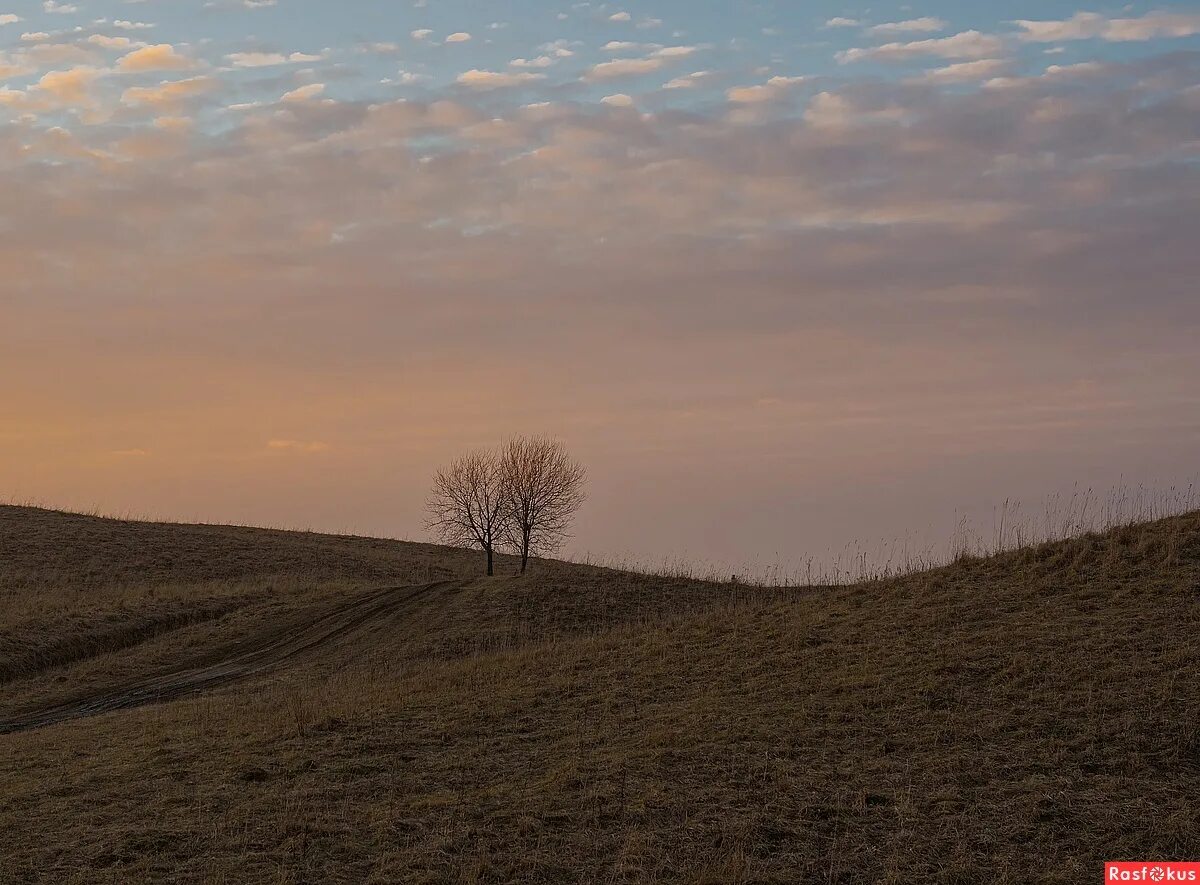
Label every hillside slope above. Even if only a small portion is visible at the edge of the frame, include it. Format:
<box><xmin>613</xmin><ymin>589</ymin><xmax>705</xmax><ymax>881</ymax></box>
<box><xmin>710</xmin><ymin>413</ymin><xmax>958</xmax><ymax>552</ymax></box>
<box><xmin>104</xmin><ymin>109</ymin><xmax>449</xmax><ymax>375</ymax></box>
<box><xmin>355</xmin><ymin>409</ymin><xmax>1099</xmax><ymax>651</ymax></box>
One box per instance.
<box><xmin>1</xmin><ymin>505</ymin><xmax>1198</xmax><ymax>883</ymax></box>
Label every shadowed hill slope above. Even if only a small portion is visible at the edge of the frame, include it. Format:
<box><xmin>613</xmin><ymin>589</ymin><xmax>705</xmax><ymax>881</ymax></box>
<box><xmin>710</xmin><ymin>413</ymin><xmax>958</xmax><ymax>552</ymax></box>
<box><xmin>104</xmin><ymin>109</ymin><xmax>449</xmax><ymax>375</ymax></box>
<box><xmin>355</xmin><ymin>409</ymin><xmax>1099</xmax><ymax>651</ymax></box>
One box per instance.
<box><xmin>0</xmin><ymin>505</ymin><xmax>773</xmax><ymax>715</ymax></box>
<box><xmin>0</xmin><ymin>505</ymin><xmax>1198</xmax><ymax>883</ymax></box>
<box><xmin>0</xmin><ymin>503</ymin><xmax>488</xmax><ymax>591</ymax></box>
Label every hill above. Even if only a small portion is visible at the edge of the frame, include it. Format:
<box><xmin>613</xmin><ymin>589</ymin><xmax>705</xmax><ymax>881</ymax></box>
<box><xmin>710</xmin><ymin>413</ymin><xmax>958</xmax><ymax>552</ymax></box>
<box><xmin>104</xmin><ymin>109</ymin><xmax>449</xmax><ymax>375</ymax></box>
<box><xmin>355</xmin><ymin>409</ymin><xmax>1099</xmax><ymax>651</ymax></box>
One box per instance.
<box><xmin>0</xmin><ymin>504</ymin><xmax>1198</xmax><ymax>882</ymax></box>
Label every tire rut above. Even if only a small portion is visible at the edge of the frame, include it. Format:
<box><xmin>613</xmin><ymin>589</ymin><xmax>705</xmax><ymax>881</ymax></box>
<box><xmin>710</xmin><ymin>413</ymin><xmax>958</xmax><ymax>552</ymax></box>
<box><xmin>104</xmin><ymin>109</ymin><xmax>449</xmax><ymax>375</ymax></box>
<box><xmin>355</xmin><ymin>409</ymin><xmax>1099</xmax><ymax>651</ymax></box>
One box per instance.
<box><xmin>0</xmin><ymin>580</ymin><xmax>462</xmax><ymax>736</ymax></box>
<box><xmin>0</xmin><ymin>598</ymin><xmax>254</xmax><ymax>686</ymax></box>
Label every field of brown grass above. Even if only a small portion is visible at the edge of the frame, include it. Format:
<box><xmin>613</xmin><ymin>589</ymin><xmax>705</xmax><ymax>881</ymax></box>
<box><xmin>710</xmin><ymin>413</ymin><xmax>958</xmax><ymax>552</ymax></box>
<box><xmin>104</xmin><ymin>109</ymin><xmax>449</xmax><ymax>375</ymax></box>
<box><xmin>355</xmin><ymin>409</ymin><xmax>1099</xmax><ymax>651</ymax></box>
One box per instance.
<box><xmin>1</xmin><ymin>503</ymin><xmax>1198</xmax><ymax>882</ymax></box>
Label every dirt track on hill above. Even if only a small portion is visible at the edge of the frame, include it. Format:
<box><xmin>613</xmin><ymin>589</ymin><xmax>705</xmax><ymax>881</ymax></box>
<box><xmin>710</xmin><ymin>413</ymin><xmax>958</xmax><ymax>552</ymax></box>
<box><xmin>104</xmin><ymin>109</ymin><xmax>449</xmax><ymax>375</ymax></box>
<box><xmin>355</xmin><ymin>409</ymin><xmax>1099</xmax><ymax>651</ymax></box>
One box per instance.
<box><xmin>0</xmin><ymin>580</ymin><xmax>463</xmax><ymax>736</ymax></box>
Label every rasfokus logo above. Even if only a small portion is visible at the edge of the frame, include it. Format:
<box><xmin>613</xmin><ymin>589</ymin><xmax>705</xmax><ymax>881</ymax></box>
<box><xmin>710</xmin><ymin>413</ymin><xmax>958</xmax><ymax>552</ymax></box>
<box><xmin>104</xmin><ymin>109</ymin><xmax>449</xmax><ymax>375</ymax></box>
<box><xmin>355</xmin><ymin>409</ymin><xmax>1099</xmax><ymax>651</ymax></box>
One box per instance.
<box><xmin>1106</xmin><ymin>862</ymin><xmax>1200</xmax><ymax>882</ymax></box>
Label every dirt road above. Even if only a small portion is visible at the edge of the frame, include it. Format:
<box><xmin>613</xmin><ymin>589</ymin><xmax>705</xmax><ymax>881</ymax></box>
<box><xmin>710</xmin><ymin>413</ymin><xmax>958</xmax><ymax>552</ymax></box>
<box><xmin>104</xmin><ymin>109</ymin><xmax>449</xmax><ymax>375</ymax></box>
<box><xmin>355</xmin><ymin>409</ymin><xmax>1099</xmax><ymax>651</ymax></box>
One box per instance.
<box><xmin>0</xmin><ymin>580</ymin><xmax>463</xmax><ymax>735</ymax></box>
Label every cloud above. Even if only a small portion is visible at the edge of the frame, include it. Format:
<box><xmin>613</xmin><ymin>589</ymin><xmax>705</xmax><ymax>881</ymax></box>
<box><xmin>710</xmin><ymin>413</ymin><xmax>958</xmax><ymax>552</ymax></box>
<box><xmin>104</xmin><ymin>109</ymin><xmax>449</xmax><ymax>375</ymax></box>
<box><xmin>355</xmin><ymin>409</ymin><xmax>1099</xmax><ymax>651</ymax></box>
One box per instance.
<box><xmin>411</xmin><ymin>29</ymin><xmax>432</xmax><ymax>41</ymax></box>
<box><xmin>585</xmin><ymin>56</ymin><xmax>666</xmax><ymax>80</ymax></box>
<box><xmin>0</xmin><ymin>13</ymin><xmax>22</xmax><ymax>26</ymax></box>
<box><xmin>868</xmin><ymin>17</ymin><xmax>947</xmax><ymax>35</ymax></box>
<box><xmin>117</xmin><ymin>44</ymin><xmax>197</xmax><ymax>72</ymax></box>
<box><xmin>824</xmin><ymin>17</ymin><xmax>859</xmax><ymax>28</ymax></box>
<box><xmin>654</xmin><ymin>45</ymin><xmax>699</xmax><ymax>58</ymax></box>
<box><xmin>456</xmin><ymin>69</ymin><xmax>545</xmax><ymax>89</ymax></box>
<box><xmin>121</xmin><ymin>75</ymin><xmax>217</xmax><ymax>111</ymax></box>
<box><xmin>267</xmin><ymin>440</ymin><xmax>330</xmax><ymax>453</ymax></box>
<box><xmin>509</xmin><ymin>56</ymin><xmax>556</xmax><ymax>69</ymax></box>
<box><xmin>1013</xmin><ymin>11</ymin><xmax>1200</xmax><ymax>42</ymax></box>
<box><xmin>726</xmin><ymin>75</ymin><xmax>806</xmax><ymax>103</ymax></box>
<box><xmin>838</xmin><ymin>30</ymin><xmax>1005</xmax><ymax>63</ymax></box>
<box><xmin>609</xmin><ymin>12</ymin><xmax>631</xmax><ymax>22</ymax></box>
<box><xmin>445</xmin><ymin>32</ymin><xmax>471</xmax><ymax>43</ymax></box>
<box><xmin>87</xmin><ymin>34</ymin><xmax>137</xmax><ymax>50</ymax></box>
<box><xmin>280</xmin><ymin>83</ymin><xmax>325</xmax><ymax>102</ymax></box>
<box><xmin>600</xmin><ymin>93</ymin><xmax>634</xmax><ymax>107</ymax></box>
<box><xmin>35</xmin><ymin>65</ymin><xmax>99</xmax><ymax>105</ymax></box>
<box><xmin>912</xmin><ymin>58</ymin><xmax>1011</xmax><ymax>84</ymax></box>
<box><xmin>226</xmin><ymin>51</ymin><xmax>324</xmax><ymax>68</ymax></box>
<box><xmin>801</xmin><ymin>90</ymin><xmax>907</xmax><ymax>131</ymax></box>
<box><xmin>540</xmin><ymin>39</ymin><xmax>576</xmax><ymax>58</ymax></box>
<box><xmin>154</xmin><ymin>116</ymin><xmax>192</xmax><ymax>131</ymax></box>
<box><xmin>663</xmin><ymin>70</ymin><xmax>712</xmax><ymax>89</ymax></box>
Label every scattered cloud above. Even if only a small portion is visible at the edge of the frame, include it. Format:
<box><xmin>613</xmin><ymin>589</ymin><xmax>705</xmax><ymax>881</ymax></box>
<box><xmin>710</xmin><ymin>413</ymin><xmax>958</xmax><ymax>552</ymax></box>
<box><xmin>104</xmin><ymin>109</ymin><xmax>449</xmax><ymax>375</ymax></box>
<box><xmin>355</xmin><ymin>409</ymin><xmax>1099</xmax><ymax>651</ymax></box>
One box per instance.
<box><xmin>121</xmin><ymin>75</ymin><xmax>217</xmax><ymax>110</ymax></box>
<box><xmin>117</xmin><ymin>43</ymin><xmax>198</xmax><ymax>72</ymax></box>
<box><xmin>35</xmin><ymin>65</ymin><xmax>99</xmax><ymax>104</ymax></box>
<box><xmin>456</xmin><ymin>69</ymin><xmax>545</xmax><ymax>88</ymax></box>
<box><xmin>267</xmin><ymin>440</ymin><xmax>330</xmax><ymax>454</ymax></box>
<box><xmin>280</xmin><ymin>82</ymin><xmax>325</xmax><ymax>102</ymax></box>
<box><xmin>509</xmin><ymin>56</ymin><xmax>556</xmax><ymax>69</ymax></box>
<box><xmin>838</xmin><ymin>30</ymin><xmax>1005</xmax><ymax>63</ymax></box>
<box><xmin>87</xmin><ymin>34</ymin><xmax>137</xmax><ymax>50</ymax></box>
<box><xmin>727</xmin><ymin>75</ymin><xmax>806</xmax><ymax>103</ymax></box>
<box><xmin>911</xmin><ymin>58</ymin><xmax>1011</xmax><ymax>84</ymax></box>
<box><xmin>868</xmin><ymin>17</ymin><xmax>947</xmax><ymax>35</ymax></box>
<box><xmin>654</xmin><ymin>45</ymin><xmax>699</xmax><ymax>58</ymax></box>
<box><xmin>585</xmin><ymin>56</ymin><xmax>666</xmax><ymax>80</ymax></box>
<box><xmin>663</xmin><ymin>70</ymin><xmax>712</xmax><ymax>89</ymax></box>
<box><xmin>1013</xmin><ymin>11</ymin><xmax>1200</xmax><ymax>42</ymax></box>
<box><xmin>226</xmin><ymin>51</ymin><xmax>324</xmax><ymax>68</ymax></box>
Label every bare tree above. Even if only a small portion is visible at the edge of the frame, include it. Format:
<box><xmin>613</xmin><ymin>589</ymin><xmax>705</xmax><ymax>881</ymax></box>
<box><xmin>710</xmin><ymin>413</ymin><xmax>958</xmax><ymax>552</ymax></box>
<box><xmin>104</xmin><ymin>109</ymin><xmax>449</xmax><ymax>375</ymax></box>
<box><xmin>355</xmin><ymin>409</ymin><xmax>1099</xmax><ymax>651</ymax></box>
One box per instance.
<box><xmin>426</xmin><ymin>449</ymin><xmax>509</xmax><ymax>576</ymax></box>
<box><xmin>499</xmin><ymin>436</ymin><xmax>587</xmax><ymax>574</ymax></box>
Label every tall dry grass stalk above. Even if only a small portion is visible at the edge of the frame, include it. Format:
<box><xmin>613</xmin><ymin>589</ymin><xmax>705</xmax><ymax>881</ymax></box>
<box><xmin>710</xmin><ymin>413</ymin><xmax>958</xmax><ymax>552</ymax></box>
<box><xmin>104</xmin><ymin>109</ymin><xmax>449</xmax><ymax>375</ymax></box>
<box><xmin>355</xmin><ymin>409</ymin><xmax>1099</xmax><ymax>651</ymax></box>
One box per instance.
<box><xmin>575</xmin><ymin>480</ymin><xmax>1199</xmax><ymax>588</ymax></box>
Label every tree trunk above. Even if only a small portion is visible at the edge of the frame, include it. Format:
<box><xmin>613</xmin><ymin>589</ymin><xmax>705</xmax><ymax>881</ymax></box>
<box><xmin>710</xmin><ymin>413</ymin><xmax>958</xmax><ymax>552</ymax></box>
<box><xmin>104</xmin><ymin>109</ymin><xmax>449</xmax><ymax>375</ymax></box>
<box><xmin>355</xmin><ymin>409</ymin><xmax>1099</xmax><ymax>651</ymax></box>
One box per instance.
<box><xmin>520</xmin><ymin>532</ymin><xmax>531</xmax><ymax>574</ymax></box>
<box><xmin>486</xmin><ymin>544</ymin><xmax>494</xmax><ymax>576</ymax></box>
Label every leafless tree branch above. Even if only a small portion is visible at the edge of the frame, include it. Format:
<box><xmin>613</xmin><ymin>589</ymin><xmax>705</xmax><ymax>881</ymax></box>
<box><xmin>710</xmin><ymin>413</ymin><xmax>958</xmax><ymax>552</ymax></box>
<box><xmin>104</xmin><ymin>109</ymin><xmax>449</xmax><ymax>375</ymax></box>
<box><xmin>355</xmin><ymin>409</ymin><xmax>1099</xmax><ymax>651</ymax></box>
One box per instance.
<box><xmin>425</xmin><ymin>449</ymin><xmax>509</xmax><ymax>576</ymax></box>
<box><xmin>498</xmin><ymin>436</ymin><xmax>587</xmax><ymax>574</ymax></box>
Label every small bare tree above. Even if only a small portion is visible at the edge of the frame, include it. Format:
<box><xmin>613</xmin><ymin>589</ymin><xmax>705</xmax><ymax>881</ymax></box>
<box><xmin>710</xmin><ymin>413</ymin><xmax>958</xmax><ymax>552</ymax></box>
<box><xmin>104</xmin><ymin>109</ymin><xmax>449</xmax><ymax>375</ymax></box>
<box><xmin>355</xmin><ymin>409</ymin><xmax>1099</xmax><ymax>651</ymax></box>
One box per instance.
<box><xmin>499</xmin><ymin>436</ymin><xmax>587</xmax><ymax>574</ymax></box>
<box><xmin>426</xmin><ymin>449</ymin><xmax>509</xmax><ymax>576</ymax></box>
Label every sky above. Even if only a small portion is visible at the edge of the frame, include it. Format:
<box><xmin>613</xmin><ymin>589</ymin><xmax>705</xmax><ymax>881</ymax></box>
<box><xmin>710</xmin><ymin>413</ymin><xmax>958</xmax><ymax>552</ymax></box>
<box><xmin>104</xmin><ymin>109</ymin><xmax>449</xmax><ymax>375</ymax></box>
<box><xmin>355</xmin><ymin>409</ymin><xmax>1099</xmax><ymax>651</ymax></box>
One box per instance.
<box><xmin>2</xmin><ymin>0</ymin><xmax>1199</xmax><ymax>573</ymax></box>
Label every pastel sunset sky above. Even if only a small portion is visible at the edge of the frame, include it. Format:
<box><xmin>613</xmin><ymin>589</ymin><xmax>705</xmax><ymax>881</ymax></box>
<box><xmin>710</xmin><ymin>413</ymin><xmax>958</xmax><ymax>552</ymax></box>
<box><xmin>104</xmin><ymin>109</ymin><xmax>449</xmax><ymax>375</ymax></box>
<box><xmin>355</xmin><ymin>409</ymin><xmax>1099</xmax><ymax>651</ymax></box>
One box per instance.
<box><xmin>3</xmin><ymin>0</ymin><xmax>1199</xmax><ymax>570</ymax></box>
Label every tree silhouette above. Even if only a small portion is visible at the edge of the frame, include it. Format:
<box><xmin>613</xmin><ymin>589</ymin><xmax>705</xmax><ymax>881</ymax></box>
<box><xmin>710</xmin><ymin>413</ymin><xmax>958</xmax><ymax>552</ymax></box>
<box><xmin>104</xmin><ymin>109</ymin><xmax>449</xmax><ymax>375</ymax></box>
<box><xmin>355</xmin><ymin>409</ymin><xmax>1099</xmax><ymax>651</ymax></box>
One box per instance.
<box><xmin>426</xmin><ymin>449</ymin><xmax>508</xmax><ymax>576</ymax></box>
<box><xmin>499</xmin><ymin>436</ymin><xmax>587</xmax><ymax>574</ymax></box>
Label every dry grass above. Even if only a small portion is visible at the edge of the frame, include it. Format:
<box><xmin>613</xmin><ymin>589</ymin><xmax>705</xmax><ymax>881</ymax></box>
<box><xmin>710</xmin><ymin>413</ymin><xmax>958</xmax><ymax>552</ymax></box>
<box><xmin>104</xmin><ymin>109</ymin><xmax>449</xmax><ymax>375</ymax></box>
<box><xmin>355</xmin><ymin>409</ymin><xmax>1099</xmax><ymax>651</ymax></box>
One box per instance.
<box><xmin>582</xmin><ymin>481</ymin><xmax>1199</xmax><ymax>586</ymax></box>
<box><xmin>0</xmin><ymin>504</ymin><xmax>1198</xmax><ymax>882</ymax></box>
<box><xmin>0</xmin><ymin>506</ymin><xmax>766</xmax><ymax>718</ymax></box>
<box><xmin>0</xmin><ymin>505</ymin><xmax>477</xmax><ymax>705</ymax></box>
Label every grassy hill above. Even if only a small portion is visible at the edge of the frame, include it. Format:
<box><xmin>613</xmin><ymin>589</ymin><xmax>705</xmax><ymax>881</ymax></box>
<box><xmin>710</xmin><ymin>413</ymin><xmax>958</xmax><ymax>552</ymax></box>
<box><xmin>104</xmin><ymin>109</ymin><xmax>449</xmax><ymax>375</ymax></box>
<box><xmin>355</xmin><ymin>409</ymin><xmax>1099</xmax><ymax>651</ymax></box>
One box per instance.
<box><xmin>1</xmin><ymin>504</ymin><xmax>1197</xmax><ymax>883</ymax></box>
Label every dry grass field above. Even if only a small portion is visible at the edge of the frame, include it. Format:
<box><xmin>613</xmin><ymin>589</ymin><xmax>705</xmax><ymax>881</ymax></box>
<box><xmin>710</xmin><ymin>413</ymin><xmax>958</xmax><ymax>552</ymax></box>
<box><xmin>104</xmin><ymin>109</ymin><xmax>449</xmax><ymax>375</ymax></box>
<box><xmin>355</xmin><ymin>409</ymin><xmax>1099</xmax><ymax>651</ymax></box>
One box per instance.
<box><xmin>1</xmin><ymin>503</ymin><xmax>1198</xmax><ymax>883</ymax></box>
